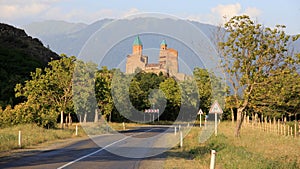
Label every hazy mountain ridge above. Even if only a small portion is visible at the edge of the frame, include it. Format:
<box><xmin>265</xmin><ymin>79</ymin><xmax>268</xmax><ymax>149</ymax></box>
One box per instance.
<box><xmin>23</xmin><ymin>18</ymin><xmax>300</xmax><ymax>62</ymax></box>
<box><xmin>23</xmin><ymin>20</ymin><xmax>87</xmax><ymax>37</ymax></box>
<box><xmin>22</xmin><ymin>19</ymin><xmax>221</xmax><ymax>57</ymax></box>
<box><xmin>23</xmin><ymin>19</ymin><xmax>113</xmax><ymax>56</ymax></box>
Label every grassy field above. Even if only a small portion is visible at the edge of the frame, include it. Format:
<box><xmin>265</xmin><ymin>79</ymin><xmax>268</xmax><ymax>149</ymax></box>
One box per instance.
<box><xmin>0</xmin><ymin>122</ymin><xmax>145</xmax><ymax>153</ymax></box>
<box><xmin>0</xmin><ymin>123</ymin><xmax>87</xmax><ymax>152</ymax></box>
<box><xmin>164</xmin><ymin>122</ymin><xmax>300</xmax><ymax>169</ymax></box>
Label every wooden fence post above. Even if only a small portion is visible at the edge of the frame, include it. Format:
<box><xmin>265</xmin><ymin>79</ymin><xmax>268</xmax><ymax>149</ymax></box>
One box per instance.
<box><xmin>295</xmin><ymin>121</ymin><xmax>297</xmax><ymax>138</ymax></box>
<box><xmin>277</xmin><ymin>119</ymin><xmax>280</xmax><ymax>135</ymax></box>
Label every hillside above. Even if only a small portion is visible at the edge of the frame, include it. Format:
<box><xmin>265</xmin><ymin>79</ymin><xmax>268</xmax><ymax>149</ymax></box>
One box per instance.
<box><xmin>0</xmin><ymin>23</ymin><xmax>60</xmax><ymax>107</ymax></box>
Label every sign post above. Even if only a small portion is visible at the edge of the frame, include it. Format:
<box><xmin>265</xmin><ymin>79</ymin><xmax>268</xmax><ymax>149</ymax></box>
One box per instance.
<box><xmin>209</xmin><ymin>100</ymin><xmax>223</xmax><ymax>136</ymax></box>
<box><xmin>198</xmin><ymin>109</ymin><xmax>204</xmax><ymax>128</ymax></box>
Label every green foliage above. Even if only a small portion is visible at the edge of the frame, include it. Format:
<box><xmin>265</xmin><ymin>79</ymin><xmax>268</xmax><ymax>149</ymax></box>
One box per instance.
<box><xmin>219</xmin><ymin>15</ymin><xmax>300</xmax><ymax>136</ymax></box>
<box><xmin>73</xmin><ymin>60</ymin><xmax>98</xmax><ymax>122</ymax></box>
<box><xmin>193</xmin><ymin>68</ymin><xmax>213</xmax><ymax>113</ymax></box>
<box><xmin>14</xmin><ymin>56</ymin><xmax>75</xmax><ymax>128</ymax></box>
<box><xmin>129</xmin><ymin>72</ymin><xmax>166</xmax><ymax>111</ymax></box>
<box><xmin>110</xmin><ymin>70</ymin><xmax>133</xmax><ymax>122</ymax></box>
<box><xmin>95</xmin><ymin>66</ymin><xmax>113</xmax><ymax>121</ymax></box>
<box><xmin>0</xmin><ymin>23</ymin><xmax>59</xmax><ymax>108</ymax></box>
<box><xmin>159</xmin><ymin>78</ymin><xmax>181</xmax><ymax>121</ymax></box>
<box><xmin>251</xmin><ymin>69</ymin><xmax>300</xmax><ymax>117</ymax></box>
<box><xmin>0</xmin><ymin>47</ymin><xmax>44</xmax><ymax>107</ymax></box>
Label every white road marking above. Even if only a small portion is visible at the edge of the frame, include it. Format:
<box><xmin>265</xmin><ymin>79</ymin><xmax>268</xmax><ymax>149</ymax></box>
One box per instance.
<box><xmin>57</xmin><ymin>128</ymin><xmax>155</xmax><ymax>169</ymax></box>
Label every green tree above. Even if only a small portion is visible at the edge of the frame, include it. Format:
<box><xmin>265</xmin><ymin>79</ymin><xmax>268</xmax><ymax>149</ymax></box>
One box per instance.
<box><xmin>219</xmin><ymin>15</ymin><xmax>299</xmax><ymax>137</ymax></box>
<box><xmin>73</xmin><ymin>60</ymin><xmax>98</xmax><ymax>123</ymax></box>
<box><xmin>129</xmin><ymin>72</ymin><xmax>166</xmax><ymax>111</ymax></box>
<box><xmin>250</xmin><ymin>66</ymin><xmax>300</xmax><ymax>119</ymax></box>
<box><xmin>193</xmin><ymin>68</ymin><xmax>213</xmax><ymax>113</ymax></box>
<box><xmin>95</xmin><ymin>66</ymin><xmax>113</xmax><ymax>122</ymax></box>
<box><xmin>110</xmin><ymin>70</ymin><xmax>133</xmax><ymax>122</ymax></box>
<box><xmin>15</xmin><ymin>55</ymin><xmax>75</xmax><ymax>128</ymax></box>
<box><xmin>179</xmin><ymin>79</ymin><xmax>199</xmax><ymax>121</ymax></box>
<box><xmin>193</xmin><ymin>68</ymin><xmax>226</xmax><ymax>115</ymax></box>
<box><xmin>159</xmin><ymin>78</ymin><xmax>181</xmax><ymax>120</ymax></box>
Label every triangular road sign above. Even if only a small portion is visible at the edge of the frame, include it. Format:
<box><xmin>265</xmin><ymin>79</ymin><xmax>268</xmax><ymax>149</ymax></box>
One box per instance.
<box><xmin>209</xmin><ymin>100</ymin><xmax>223</xmax><ymax>114</ymax></box>
<box><xmin>197</xmin><ymin>109</ymin><xmax>204</xmax><ymax>115</ymax></box>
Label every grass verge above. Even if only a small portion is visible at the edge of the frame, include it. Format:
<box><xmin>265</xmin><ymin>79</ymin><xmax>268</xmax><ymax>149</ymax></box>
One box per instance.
<box><xmin>0</xmin><ymin>123</ymin><xmax>86</xmax><ymax>152</ymax></box>
<box><xmin>164</xmin><ymin>122</ymin><xmax>300</xmax><ymax>169</ymax></box>
<box><xmin>0</xmin><ymin>122</ymin><xmax>145</xmax><ymax>153</ymax></box>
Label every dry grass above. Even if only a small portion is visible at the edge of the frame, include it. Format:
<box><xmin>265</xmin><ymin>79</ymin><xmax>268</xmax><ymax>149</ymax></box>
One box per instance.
<box><xmin>0</xmin><ymin>123</ymin><xmax>86</xmax><ymax>152</ymax></box>
<box><xmin>0</xmin><ymin>122</ymin><xmax>144</xmax><ymax>153</ymax></box>
<box><xmin>164</xmin><ymin>121</ymin><xmax>300</xmax><ymax>169</ymax></box>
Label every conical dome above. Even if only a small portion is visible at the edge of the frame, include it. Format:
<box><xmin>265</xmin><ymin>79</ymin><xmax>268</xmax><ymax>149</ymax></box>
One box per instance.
<box><xmin>160</xmin><ymin>40</ymin><xmax>167</xmax><ymax>45</ymax></box>
<box><xmin>133</xmin><ymin>36</ymin><xmax>143</xmax><ymax>46</ymax></box>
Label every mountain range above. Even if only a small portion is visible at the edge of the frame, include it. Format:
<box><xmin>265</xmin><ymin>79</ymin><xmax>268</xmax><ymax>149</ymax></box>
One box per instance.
<box><xmin>21</xmin><ymin>19</ymin><xmax>225</xmax><ymax>74</ymax></box>
<box><xmin>22</xmin><ymin>18</ymin><xmax>300</xmax><ymax>73</ymax></box>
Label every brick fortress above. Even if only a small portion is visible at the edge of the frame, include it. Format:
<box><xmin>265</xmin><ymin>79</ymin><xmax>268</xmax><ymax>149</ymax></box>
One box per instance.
<box><xmin>126</xmin><ymin>36</ymin><xmax>186</xmax><ymax>80</ymax></box>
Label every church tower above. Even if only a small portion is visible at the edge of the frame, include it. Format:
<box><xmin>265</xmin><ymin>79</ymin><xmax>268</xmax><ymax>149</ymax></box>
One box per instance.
<box><xmin>159</xmin><ymin>40</ymin><xmax>168</xmax><ymax>72</ymax></box>
<box><xmin>132</xmin><ymin>36</ymin><xmax>143</xmax><ymax>55</ymax></box>
<box><xmin>159</xmin><ymin>39</ymin><xmax>178</xmax><ymax>76</ymax></box>
<box><xmin>160</xmin><ymin>39</ymin><xmax>167</xmax><ymax>50</ymax></box>
<box><xmin>126</xmin><ymin>36</ymin><xmax>147</xmax><ymax>74</ymax></box>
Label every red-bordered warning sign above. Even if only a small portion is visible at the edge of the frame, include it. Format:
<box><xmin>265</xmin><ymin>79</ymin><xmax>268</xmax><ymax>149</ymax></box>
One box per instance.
<box><xmin>209</xmin><ymin>100</ymin><xmax>223</xmax><ymax>114</ymax></box>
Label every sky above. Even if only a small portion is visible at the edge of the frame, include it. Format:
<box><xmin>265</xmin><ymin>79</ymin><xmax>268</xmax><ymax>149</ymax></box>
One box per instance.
<box><xmin>0</xmin><ymin>0</ymin><xmax>299</xmax><ymax>35</ymax></box>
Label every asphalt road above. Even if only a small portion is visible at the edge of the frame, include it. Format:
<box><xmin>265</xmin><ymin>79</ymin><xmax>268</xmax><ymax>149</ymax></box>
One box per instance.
<box><xmin>0</xmin><ymin>126</ymin><xmax>175</xmax><ymax>169</ymax></box>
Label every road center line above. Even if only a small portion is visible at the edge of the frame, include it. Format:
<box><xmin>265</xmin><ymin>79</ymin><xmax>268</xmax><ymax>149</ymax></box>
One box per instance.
<box><xmin>57</xmin><ymin>128</ymin><xmax>154</xmax><ymax>169</ymax></box>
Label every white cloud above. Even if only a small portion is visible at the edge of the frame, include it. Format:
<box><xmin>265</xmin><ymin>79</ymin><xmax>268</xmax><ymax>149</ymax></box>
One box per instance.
<box><xmin>0</xmin><ymin>0</ymin><xmax>60</xmax><ymax>20</ymax></box>
<box><xmin>122</xmin><ymin>8</ymin><xmax>140</xmax><ymax>18</ymax></box>
<box><xmin>211</xmin><ymin>3</ymin><xmax>242</xmax><ymax>22</ymax></box>
<box><xmin>0</xmin><ymin>4</ymin><xmax>48</xmax><ymax>19</ymax></box>
<box><xmin>185</xmin><ymin>3</ymin><xmax>261</xmax><ymax>26</ymax></box>
<box><xmin>0</xmin><ymin>1</ymin><xmax>262</xmax><ymax>28</ymax></box>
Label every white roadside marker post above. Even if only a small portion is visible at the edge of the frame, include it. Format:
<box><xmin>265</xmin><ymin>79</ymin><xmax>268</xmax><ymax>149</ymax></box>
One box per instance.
<box><xmin>174</xmin><ymin>126</ymin><xmax>177</xmax><ymax>135</ymax></box>
<box><xmin>210</xmin><ymin>150</ymin><xmax>216</xmax><ymax>169</ymax></box>
<box><xmin>18</xmin><ymin>130</ymin><xmax>21</xmax><ymax>148</ymax></box>
<box><xmin>75</xmin><ymin>125</ymin><xmax>78</xmax><ymax>136</ymax></box>
<box><xmin>180</xmin><ymin>131</ymin><xmax>183</xmax><ymax>148</ymax></box>
<box><xmin>122</xmin><ymin>122</ymin><xmax>125</xmax><ymax>130</ymax></box>
<box><xmin>200</xmin><ymin>113</ymin><xmax>202</xmax><ymax>128</ymax></box>
<box><xmin>198</xmin><ymin>109</ymin><xmax>203</xmax><ymax>128</ymax></box>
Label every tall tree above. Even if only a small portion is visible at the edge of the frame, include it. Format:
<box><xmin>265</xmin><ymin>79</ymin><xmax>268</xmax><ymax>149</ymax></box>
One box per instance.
<box><xmin>73</xmin><ymin>60</ymin><xmax>98</xmax><ymax>123</ymax></box>
<box><xmin>159</xmin><ymin>78</ymin><xmax>181</xmax><ymax>121</ymax></box>
<box><xmin>15</xmin><ymin>55</ymin><xmax>75</xmax><ymax>128</ymax></box>
<box><xmin>95</xmin><ymin>66</ymin><xmax>113</xmax><ymax>122</ymax></box>
<box><xmin>218</xmin><ymin>15</ymin><xmax>299</xmax><ymax>137</ymax></box>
